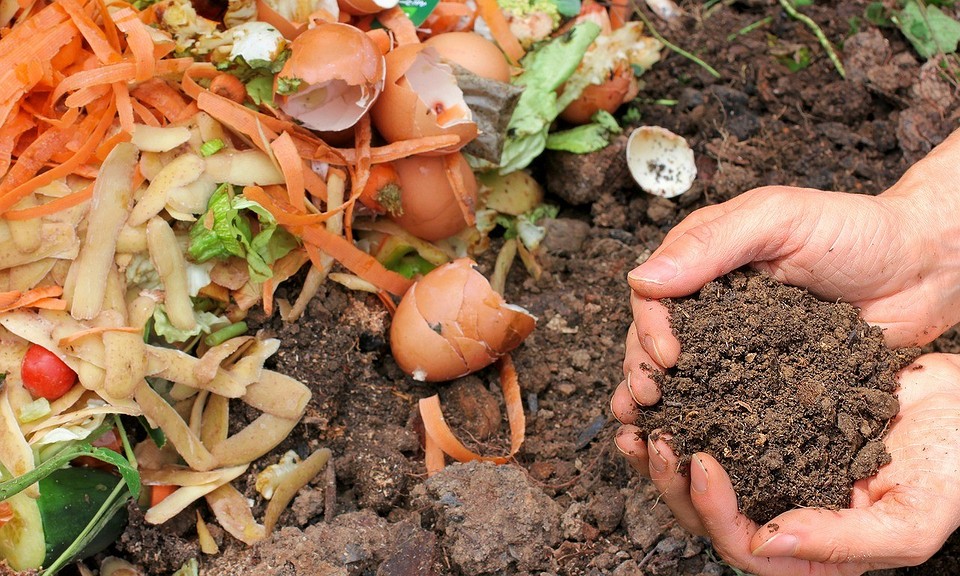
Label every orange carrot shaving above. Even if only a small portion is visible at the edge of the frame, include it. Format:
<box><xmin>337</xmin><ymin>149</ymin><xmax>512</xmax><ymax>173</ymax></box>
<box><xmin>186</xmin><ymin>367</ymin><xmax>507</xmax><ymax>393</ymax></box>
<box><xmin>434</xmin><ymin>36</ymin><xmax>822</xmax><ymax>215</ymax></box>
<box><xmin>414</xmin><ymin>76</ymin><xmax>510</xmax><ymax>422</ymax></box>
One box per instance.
<box><xmin>423</xmin><ymin>425</ymin><xmax>446</xmax><ymax>476</ymax></box>
<box><xmin>475</xmin><ymin>0</ymin><xmax>524</xmax><ymax>65</ymax></box>
<box><xmin>376</xmin><ymin>290</ymin><xmax>397</xmax><ymax>316</ymax></box>
<box><xmin>197</xmin><ymin>91</ymin><xmax>280</xmax><ymax>154</ymax></box>
<box><xmin>58</xmin><ymin>325</ymin><xmax>141</xmax><ymax>347</ymax></box>
<box><xmin>181</xmin><ymin>62</ymin><xmax>219</xmax><ymax>101</ymax></box>
<box><xmin>0</xmin><ymin>285</ymin><xmax>64</xmax><ymax>313</ymax></box>
<box><xmin>270</xmin><ymin>131</ymin><xmax>305</xmax><ymax>211</ymax></box>
<box><xmin>0</xmin><ymin>111</ymin><xmax>33</xmax><ymax>177</ymax></box>
<box><xmin>95</xmin><ymin>130</ymin><xmax>132</xmax><ymax>161</ymax></box>
<box><xmin>113</xmin><ymin>81</ymin><xmax>135</xmax><ymax>134</ymax></box>
<box><xmin>243</xmin><ymin>185</ymin><xmax>339</xmax><ymax>227</ymax></box>
<box><xmin>418</xmin><ymin>353</ymin><xmax>525</xmax><ymax>467</ymax></box>
<box><xmin>131</xmin><ymin>79</ymin><xmax>188</xmax><ymax>122</ymax></box>
<box><xmin>328</xmin><ymin>135</ymin><xmax>461</xmax><ymax>164</ymax></box>
<box><xmin>131</xmin><ymin>98</ymin><xmax>161</xmax><ymax>126</ymax></box>
<box><xmin>0</xmin><ymin>99</ymin><xmax>114</xmax><ymax>214</ymax></box>
<box><xmin>376</xmin><ymin>7</ymin><xmax>421</xmax><ymax>46</ymax></box>
<box><xmin>444</xmin><ymin>152</ymin><xmax>475</xmax><ymax>226</ymax></box>
<box><xmin>59</xmin><ymin>0</ymin><xmax>120</xmax><ymax>64</ymax></box>
<box><xmin>300</xmin><ymin>225</ymin><xmax>413</xmax><ymax>296</ymax></box>
<box><xmin>4</xmin><ymin>180</ymin><xmax>93</xmax><ymax>220</ymax></box>
<box><xmin>150</xmin><ymin>484</ymin><xmax>178</xmax><ymax>507</ymax></box>
<box><xmin>209</xmin><ymin>72</ymin><xmax>247</xmax><ymax>104</ymax></box>
<box><xmin>114</xmin><ymin>7</ymin><xmax>156</xmax><ymax>82</ymax></box>
<box><xmin>28</xmin><ymin>297</ymin><xmax>68</xmax><ymax>310</ymax></box>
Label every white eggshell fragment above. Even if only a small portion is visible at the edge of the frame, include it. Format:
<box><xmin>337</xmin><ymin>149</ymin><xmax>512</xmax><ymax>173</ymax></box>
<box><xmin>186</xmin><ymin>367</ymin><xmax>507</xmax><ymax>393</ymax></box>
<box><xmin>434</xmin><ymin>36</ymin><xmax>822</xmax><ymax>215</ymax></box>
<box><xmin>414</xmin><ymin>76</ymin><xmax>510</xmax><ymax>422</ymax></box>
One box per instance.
<box><xmin>626</xmin><ymin>126</ymin><xmax>696</xmax><ymax>198</ymax></box>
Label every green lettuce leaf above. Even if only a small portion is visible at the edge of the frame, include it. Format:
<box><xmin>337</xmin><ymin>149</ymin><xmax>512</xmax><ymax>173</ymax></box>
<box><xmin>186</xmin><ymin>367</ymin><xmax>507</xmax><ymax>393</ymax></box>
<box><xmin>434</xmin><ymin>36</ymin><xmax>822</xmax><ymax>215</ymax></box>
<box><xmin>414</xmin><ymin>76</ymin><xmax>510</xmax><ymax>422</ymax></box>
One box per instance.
<box><xmin>499</xmin><ymin>22</ymin><xmax>601</xmax><ymax>174</ymax></box>
<box><xmin>189</xmin><ymin>185</ymin><xmax>300</xmax><ymax>283</ymax></box>
<box><xmin>545</xmin><ymin>110</ymin><xmax>621</xmax><ymax>153</ymax></box>
<box><xmin>152</xmin><ymin>305</ymin><xmax>225</xmax><ymax>344</ymax></box>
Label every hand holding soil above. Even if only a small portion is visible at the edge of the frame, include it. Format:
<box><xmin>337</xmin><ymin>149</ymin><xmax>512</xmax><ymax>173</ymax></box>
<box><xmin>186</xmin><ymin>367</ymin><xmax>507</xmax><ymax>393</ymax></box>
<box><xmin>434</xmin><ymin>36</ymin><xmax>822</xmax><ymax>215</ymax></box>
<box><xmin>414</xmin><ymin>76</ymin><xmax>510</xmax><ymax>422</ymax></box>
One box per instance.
<box><xmin>613</xmin><ymin>129</ymin><xmax>960</xmax><ymax>574</ymax></box>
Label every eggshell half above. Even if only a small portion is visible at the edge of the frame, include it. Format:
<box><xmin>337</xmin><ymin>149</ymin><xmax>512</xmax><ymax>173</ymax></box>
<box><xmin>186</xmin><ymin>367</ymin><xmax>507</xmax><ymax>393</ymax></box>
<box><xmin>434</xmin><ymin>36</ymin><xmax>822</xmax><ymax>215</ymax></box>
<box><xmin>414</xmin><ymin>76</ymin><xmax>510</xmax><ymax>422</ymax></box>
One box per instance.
<box><xmin>560</xmin><ymin>66</ymin><xmax>638</xmax><ymax>125</ymax></box>
<box><xmin>370</xmin><ymin>44</ymin><xmax>477</xmax><ymax>153</ymax></box>
<box><xmin>277</xmin><ymin>23</ymin><xmax>385</xmax><ymax>133</ymax></box>
<box><xmin>390</xmin><ymin>259</ymin><xmax>536</xmax><ymax>382</ymax></box>
<box><xmin>626</xmin><ymin>126</ymin><xmax>697</xmax><ymax>198</ymax></box>
<box><xmin>390</xmin><ymin>152</ymin><xmax>477</xmax><ymax>241</ymax></box>
<box><xmin>423</xmin><ymin>32</ymin><xmax>511</xmax><ymax>83</ymax></box>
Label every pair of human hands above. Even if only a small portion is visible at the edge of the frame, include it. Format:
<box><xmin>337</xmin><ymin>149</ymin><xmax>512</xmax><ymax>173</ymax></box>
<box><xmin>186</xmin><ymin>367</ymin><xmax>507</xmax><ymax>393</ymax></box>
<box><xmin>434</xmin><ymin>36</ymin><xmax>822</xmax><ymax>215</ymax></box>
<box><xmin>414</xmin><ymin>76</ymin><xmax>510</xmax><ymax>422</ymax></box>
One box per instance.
<box><xmin>612</xmin><ymin>131</ymin><xmax>960</xmax><ymax>574</ymax></box>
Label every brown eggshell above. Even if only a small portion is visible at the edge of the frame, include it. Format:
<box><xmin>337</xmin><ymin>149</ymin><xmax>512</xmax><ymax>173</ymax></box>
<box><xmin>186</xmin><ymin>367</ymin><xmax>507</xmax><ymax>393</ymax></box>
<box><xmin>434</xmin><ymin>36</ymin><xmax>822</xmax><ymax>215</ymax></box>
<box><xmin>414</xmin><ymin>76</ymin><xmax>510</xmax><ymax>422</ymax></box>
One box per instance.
<box><xmin>560</xmin><ymin>67</ymin><xmax>638</xmax><ymax>126</ymax></box>
<box><xmin>277</xmin><ymin>23</ymin><xmax>385</xmax><ymax>132</ymax></box>
<box><xmin>389</xmin><ymin>259</ymin><xmax>536</xmax><ymax>382</ymax></box>
<box><xmin>423</xmin><ymin>32</ymin><xmax>511</xmax><ymax>83</ymax></box>
<box><xmin>390</xmin><ymin>152</ymin><xmax>477</xmax><ymax>241</ymax></box>
<box><xmin>370</xmin><ymin>44</ymin><xmax>478</xmax><ymax>153</ymax></box>
<box><xmin>338</xmin><ymin>0</ymin><xmax>398</xmax><ymax>15</ymax></box>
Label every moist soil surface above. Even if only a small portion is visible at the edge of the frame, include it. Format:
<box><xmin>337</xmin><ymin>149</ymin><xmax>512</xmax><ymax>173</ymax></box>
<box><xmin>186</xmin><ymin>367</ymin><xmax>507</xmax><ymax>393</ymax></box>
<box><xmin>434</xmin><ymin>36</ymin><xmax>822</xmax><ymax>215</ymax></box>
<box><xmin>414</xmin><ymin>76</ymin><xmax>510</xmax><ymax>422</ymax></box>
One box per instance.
<box><xmin>633</xmin><ymin>271</ymin><xmax>919</xmax><ymax>524</ymax></box>
<box><xmin>47</xmin><ymin>1</ymin><xmax>960</xmax><ymax>575</ymax></box>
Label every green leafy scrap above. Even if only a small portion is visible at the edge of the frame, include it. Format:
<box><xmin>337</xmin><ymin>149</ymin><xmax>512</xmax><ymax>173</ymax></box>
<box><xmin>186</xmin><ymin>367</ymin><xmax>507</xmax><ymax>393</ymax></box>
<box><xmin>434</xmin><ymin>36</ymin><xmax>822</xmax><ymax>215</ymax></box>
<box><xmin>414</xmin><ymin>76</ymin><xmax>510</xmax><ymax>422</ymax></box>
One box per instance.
<box><xmin>216</xmin><ymin>51</ymin><xmax>291</xmax><ymax>106</ymax></box>
<box><xmin>894</xmin><ymin>0</ymin><xmax>960</xmax><ymax>58</ymax></box>
<box><xmin>189</xmin><ymin>184</ymin><xmax>300</xmax><ymax>283</ymax></box>
<box><xmin>545</xmin><ymin>110</ymin><xmax>622</xmax><ymax>153</ymax></box>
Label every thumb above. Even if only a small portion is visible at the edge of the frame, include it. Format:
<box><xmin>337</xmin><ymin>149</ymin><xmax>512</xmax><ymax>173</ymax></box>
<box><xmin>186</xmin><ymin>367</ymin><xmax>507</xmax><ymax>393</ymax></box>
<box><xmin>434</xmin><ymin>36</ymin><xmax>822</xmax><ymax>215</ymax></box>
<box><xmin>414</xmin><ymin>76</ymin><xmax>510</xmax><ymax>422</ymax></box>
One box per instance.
<box><xmin>628</xmin><ymin>190</ymin><xmax>803</xmax><ymax>298</ymax></box>
<box><xmin>751</xmin><ymin>497</ymin><xmax>948</xmax><ymax>567</ymax></box>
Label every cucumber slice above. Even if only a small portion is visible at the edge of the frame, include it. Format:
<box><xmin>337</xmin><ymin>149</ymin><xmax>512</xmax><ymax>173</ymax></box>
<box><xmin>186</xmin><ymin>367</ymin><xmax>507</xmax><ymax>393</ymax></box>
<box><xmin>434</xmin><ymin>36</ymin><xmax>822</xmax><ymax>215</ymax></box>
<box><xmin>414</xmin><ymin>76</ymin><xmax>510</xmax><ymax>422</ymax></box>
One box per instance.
<box><xmin>0</xmin><ymin>491</ymin><xmax>46</xmax><ymax>570</ymax></box>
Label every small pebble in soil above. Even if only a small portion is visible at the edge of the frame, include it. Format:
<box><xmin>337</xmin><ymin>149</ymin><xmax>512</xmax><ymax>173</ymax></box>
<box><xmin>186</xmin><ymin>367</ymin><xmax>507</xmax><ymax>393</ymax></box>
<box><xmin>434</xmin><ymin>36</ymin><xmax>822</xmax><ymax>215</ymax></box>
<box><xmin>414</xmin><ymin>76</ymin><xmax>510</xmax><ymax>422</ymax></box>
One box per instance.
<box><xmin>632</xmin><ymin>270</ymin><xmax>919</xmax><ymax>523</ymax></box>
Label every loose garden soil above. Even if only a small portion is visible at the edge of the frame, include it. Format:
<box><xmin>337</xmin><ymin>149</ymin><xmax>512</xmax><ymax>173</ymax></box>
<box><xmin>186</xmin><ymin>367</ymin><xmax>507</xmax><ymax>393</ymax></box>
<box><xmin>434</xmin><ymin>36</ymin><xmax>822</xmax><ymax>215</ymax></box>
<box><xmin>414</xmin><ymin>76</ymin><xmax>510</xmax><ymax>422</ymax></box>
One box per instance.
<box><xmin>633</xmin><ymin>270</ymin><xmax>919</xmax><ymax>524</ymax></box>
<box><xmin>31</xmin><ymin>1</ymin><xmax>960</xmax><ymax>575</ymax></box>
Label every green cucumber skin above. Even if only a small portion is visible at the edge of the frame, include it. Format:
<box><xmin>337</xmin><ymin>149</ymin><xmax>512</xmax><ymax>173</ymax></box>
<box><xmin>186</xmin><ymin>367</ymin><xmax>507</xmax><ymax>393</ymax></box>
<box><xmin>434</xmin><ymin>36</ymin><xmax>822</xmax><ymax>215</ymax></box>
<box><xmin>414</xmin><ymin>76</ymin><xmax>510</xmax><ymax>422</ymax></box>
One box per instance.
<box><xmin>37</xmin><ymin>467</ymin><xmax>128</xmax><ymax>565</ymax></box>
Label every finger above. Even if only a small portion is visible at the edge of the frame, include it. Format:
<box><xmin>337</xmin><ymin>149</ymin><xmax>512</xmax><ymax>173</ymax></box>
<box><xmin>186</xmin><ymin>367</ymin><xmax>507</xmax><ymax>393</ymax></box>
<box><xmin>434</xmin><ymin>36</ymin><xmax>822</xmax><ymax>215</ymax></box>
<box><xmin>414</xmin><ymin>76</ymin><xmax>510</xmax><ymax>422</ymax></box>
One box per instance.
<box><xmin>690</xmin><ymin>452</ymin><xmax>821</xmax><ymax>576</ymax></box>
<box><xmin>631</xmin><ymin>292</ymin><xmax>680</xmax><ymax>368</ymax></box>
<box><xmin>614</xmin><ymin>424</ymin><xmax>650</xmax><ymax>477</ymax></box>
<box><xmin>623</xmin><ymin>323</ymin><xmax>664</xmax><ymax>406</ymax></box>
<box><xmin>751</xmin><ymin>490</ymin><xmax>951</xmax><ymax>567</ymax></box>
<box><xmin>647</xmin><ymin>434</ymin><xmax>706</xmax><ymax>535</ymax></box>
<box><xmin>611</xmin><ymin>379</ymin><xmax>639</xmax><ymax>425</ymax></box>
<box><xmin>628</xmin><ymin>187</ymin><xmax>805</xmax><ymax>299</ymax></box>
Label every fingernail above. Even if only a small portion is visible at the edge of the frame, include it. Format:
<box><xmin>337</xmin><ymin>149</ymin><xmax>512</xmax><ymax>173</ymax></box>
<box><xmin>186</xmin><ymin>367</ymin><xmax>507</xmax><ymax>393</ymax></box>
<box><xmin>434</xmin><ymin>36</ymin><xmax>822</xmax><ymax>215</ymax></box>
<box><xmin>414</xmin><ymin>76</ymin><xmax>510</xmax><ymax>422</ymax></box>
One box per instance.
<box><xmin>625</xmin><ymin>371</ymin><xmax>642</xmax><ymax>405</ymax></box>
<box><xmin>753</xmin><ymin>533</ymin><xmax>799</xmax><ymax>558</ymax></box>
<box><xmin>629</xmin><ymin>258</ymin><xmax>678</xmax><ymax>285</ymax></box>
<box><xmin>614</xmin><ymin>429</ymin><xmax>634</xmax><ymax>456</ymax></box>
<box><xmin>648</xmin><ymin>438</ymin><xmax>667</xmax><ymax>473</ymax></box>
<box><xmin>643</xmin><ymin>335</ymin><xmax>667</xmax><ymax>367</ymax></box>
<box><xmin>691</xmin><ymin>455</ymin><xmax>708</xmax><ymax>493</ymax></box>
<box><xmin>610</xmin><ymin>394</ymin><xmax>624</xmax><ymax>424</ymax></box>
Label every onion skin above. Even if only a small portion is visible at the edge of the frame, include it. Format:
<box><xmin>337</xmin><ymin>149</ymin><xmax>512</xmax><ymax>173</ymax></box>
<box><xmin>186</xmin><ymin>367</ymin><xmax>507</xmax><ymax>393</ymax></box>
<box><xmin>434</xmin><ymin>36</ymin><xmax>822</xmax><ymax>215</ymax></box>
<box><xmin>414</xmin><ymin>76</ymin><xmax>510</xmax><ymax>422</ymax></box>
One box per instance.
<box><xmin>390</xmin><ymin>153</ymin><xmax>477</xmax><ymax>241</ymax></box>
<box><xmin>390</xmin><ymin>259</ymin><xmax>536</xmax><ymax>382</ymax></box>
<box><xmin>370</xmin><ymin>44</ymin><xmax>477</xmax><ymax>153</ymax></box>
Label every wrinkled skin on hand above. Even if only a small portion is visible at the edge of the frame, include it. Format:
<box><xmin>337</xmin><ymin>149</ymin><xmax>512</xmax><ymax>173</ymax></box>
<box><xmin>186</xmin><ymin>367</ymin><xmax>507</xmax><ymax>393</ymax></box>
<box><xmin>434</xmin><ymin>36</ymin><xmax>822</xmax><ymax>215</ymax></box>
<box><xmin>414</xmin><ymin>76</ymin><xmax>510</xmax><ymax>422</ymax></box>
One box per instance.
<box><xmin>612</xmin><ymin>129</ymin><xmax>960</xmax><ymax>574</ymax></box>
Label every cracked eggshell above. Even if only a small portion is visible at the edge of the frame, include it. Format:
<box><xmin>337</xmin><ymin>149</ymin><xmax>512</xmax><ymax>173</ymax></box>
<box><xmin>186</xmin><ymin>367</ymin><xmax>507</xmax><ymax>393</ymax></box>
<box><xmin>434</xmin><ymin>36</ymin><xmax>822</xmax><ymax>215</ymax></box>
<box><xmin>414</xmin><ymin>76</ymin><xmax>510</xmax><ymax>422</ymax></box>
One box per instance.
<box><xmin>626</xmin><ymin>126</ymin><xmax>696</xmax><ymax>198</ymax></box>
<box><xmin>370</xmin><ymin>44</ymin><xmax>478</xmax><ymax>154</ymax></box>
<box><xmin>560</xmin><ymin>65</ymin><xmax>638</xmax><ymax>125</ymax></box>
<box><xmin>276</xmin><ymin>23</ymin><xmax>385</xmax><ymax>133</ymax></box>
<box><xmin>390</xmin><ymin>152</ymin><xmax>477</xmax><ymax>241</ymax></box>
<box><xmin>338</xmin><ymin>0</ymin><xmax>398</xmax><ymax>14</ymax></box>
<box><xmin>389</xmin><ymin>259</ymin><xmax>536</xmax><ymax>382</ymax></box>
<box><xmin>422</xmin><ymin>32</ymin><xmax>511</xmax><ymax>83</ymax></box>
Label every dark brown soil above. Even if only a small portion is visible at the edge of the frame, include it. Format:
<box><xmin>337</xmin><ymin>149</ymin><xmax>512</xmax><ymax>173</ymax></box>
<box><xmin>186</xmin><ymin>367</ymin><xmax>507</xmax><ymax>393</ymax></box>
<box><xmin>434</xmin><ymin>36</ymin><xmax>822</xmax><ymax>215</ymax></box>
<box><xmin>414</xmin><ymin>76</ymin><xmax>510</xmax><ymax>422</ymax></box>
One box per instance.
<box><xmin>79</xmin><ymin>1</ymin><xmax>960</xmax><ymax>575</ymax></box>
<box><xmin>632</xmin><ymin>270</ymin><xmax>919</xmax><ymax>523</ymax></box>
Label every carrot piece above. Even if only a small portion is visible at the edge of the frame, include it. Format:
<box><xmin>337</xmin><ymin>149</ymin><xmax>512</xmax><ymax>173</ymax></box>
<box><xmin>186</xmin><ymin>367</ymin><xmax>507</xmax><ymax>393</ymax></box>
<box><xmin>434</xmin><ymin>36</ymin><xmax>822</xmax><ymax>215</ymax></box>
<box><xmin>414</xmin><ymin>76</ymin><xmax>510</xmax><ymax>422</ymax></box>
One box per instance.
<box><xmin>423</xmin><ymin>425</ymin><xmax>446</xmax><ymax>476</ymax></box>
<box><xmin>376</xmin><ymin>7</ymin><xmax>420</xmax><ymax>46</ymax></box>
<box><xmin>131</xmin><ymin>78</ymin><xmax>187</xmax><ymax>121</ymax></box>
<box><xmin>59</xmin><ymin>0</ymin><xmax>120</xmax><ymax>63</ymax></box>
<box><xmin>0</xmin><ymin>128</ymin><xmax>72</xmax><ymax>209</ymax></box>
<box><xmin>150</xmin><ymin>484</ymin><xmax>178</xmax><ymax>507</ymax></box>
<box><xmin>63</xmin><ymin>83</ymin><xmax>112</xmax><ymax>108</ymax></box>
<box><xmin>29</xmin><ymin>297</ymin><xmax>68</xmax><ymax>311</ymax></box>
<box><xmin>243</xmin><ymin>185</ymin><xmax>338</xmax><ymax>227</ymax></box>
<box><xmin>418</xmin><ymin>353</ymin><xmax>525</xmax><ymax>465</ymax></box>
<box><xmin>52</xmin><ymin>61</ymin><xmax>137</xmax><ymax>104</ymax></box>
<box><xmin>358</xmin><ymin>163</ymin><xmax>400</xmax><ymax>214</ymax></box>
<box><xmin>197</xmin><ymin>91</ymin><xmax>280</xmax><ymax>154</ymax></box>
<box><xmin>474</xmin><ymin>0</ymin><xmax>524</xmax><ymax>65</ymax></box>
<box><xmin>113</xmin><ymin>82</ymin><xmax>135</xmax><ymax>134</ymax></box>
<box><xmin>180</xmin><ymin>62</ymin><xmax>219</xmax><ymax>101</ymax></box>
<box><xmin>114</xmin><ymin>7</ymin><xmax>156</xmax><ymax>82</ymax></box>
<box><xmin>270</xmin><ymin>131</ymin><xmax>306</xmax><ymax>211</ymax></box>
<box><xmin>95</xmin><ymin>129</ymin><xmax>132</xmax><ymax>161</ymax></box>
<box><xmin>4</xmin><ymin>180</ymin><xmax>94</xmax><ymax>220</ymax></box>
<box><xmin>0</xmin><ymin>285</ymin><xmax>64</xmax><ymax>313</ymax></box>
<box><xmin>209</xmin><ymin>72</ymin><xmax>247</xmax><ymax>104</ymax></box>
<box><xmin>300</xmin><ymin>225</ymin><xmax>413</xmax><ymax>296</ymax></box>
<box><xmin>444</xmin><ymin>153</ymin><xmax>475</xmax><ymax>226</ymax></box>
<box><xmin>0</xmin><ymin>99</ymin><xmax>114</xmax><ymax>214</ymax></box>
<box><xmin>0</xmin><ymin>111</ymin><xmax>34</xmax><ymax>178</ymax></box>
<box><xmin>131</xmin><ymin>98</ymin><xmax>161</xmax><ymax>126</ymax></box>
<box><xmin>58</xmin><ymin>325</ymin><xmax>141</xmax><ymax>347</ymax></box>
<box><xmin>327</xmin><ymin>135</ymin><xmax>460</xmax><ymax>164</ymax></box>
